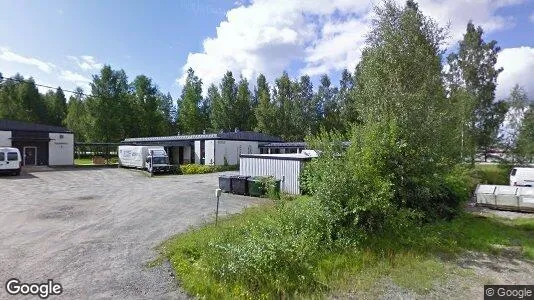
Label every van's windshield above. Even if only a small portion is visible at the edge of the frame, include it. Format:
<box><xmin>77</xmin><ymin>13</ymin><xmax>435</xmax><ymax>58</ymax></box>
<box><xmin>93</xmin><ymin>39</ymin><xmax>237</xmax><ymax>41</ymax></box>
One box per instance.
<box><xmin>152</xmin><ymin>156</ymin><xmax>169</xmax><ymax>165</ymax></box>
<box><xmin>0</xmin><ymin>152</ymin><xmax>4</xmax><ymax>161</ymax></box>
<box><xmin>7</xmin><ymin>152</ymin><xmax>18</xmax><ymax>161</ymax></box>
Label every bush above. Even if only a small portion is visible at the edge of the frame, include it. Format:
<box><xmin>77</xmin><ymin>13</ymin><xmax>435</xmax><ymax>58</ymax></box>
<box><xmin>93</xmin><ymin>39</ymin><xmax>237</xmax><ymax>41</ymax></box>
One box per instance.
<box><xmin>180</xmin><ymin>164</ymin><xmax>215</xmax><ymax>174</ymax></box>
<box><xmin>472</xmin><ymin>164</ymin><xmax>512</xmax><ymax>185</ymax></box>
<box><xmin>179</xmin><ymin>164</ymin><xmax>239</xmax><ymax>174</ymax></box>
<box><xmin>162</xmin><ymin>197</ymin><xmax>334</xmax><ymax>298</ymax></box>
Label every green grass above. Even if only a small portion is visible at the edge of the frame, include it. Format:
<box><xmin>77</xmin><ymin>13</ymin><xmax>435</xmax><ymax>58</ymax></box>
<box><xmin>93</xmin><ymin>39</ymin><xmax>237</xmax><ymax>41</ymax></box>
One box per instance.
<box><xmin>473</xmin><ymin>164</ymin><xmax>512</xmax><ymax>185</ymax></box>
<box><xmin>74</xmin><ymin>157</ymin><xmax>119</xmax><ymax>166</ymax></box>
<box><xmin>74</xmin><ymin>158</ymin><xmax>93</xmax><ymax>165</ymax></box>
<box><xmin>157</xmin><ymin>197</ymin><xmax>534</xmax><ymax>299</ymax></box>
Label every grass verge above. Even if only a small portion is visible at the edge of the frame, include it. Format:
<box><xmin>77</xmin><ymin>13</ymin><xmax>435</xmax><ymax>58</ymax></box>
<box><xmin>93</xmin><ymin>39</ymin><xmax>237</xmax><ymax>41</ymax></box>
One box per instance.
<box><xmin>156</xmin><ymin>197</ymin><xmax>534</xmax><ymax>299</ymax></box>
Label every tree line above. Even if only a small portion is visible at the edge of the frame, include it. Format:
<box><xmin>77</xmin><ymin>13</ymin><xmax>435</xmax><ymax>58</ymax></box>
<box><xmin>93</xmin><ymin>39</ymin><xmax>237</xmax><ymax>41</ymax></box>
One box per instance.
<box><xmin>0</xmin><ymin>12</ymin><xmax>532</xmax><ymax>163</ymax></box>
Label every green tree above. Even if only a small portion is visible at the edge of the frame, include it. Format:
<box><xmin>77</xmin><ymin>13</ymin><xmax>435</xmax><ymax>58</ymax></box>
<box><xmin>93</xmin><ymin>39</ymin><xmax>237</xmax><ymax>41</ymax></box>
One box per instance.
<box><xmin>338</xmin><ymin>69</ymin><xmax>358</xmax><ymax>131</ymax></box>
<box><xmin>447</xmin><ymin>21</ymin><xmax>505</xmax><ymax>163</ymax></box>
<box><xmin>178</xmin><ymin>68</ymin><xmax>204</xmax><ymax>134</ymax></box>
<box><xmin>45</xmin><ymin>87</ymin><xmax>67</xmax><ymax>126</ymax></box>
<box><xmin>272</xmin><ymin>71</ymin><xmax>300</xmax><ymax>140</ymax></box>
<box><xmin>352</xmin><ymin>0</ymin><xmax>456</xmax><ymax>217</ymax></box>
<box><xmin>316</xmin><ymin>74</ymin><xmax>341</xmax><ymax>133</ymax></box>
<box><xmin>85</xmin><ymin>65</ymin><xmax>130</xmax><ymax>142</ymax></box>
<box><xmin>212</xmin><ymin>71</ymin><xmax>238</xmax><ymax>131</ymax></box>
<box><xmin>235</xmin><ymin>76</ymin><xmax>253</xmax><ymax>130</ymax></box>
<box><xmin>254</xmin><ymin>74</ymin><xmax>276</xmax><ymax>134</ymax></box>
<box><xmin>297</xmin><ymin>75</ymin><xmax>316</xmax><ymax>136</ymax></box>
<box><xmin>159</xmin><ymin>92</ymin><xmax>176</xmax><ymax>135</ymax></box>
<box><xmin>65</xmin><ymin>87</ymin><xmax>87</xmax><ymax>141</ymax></box>
<box><xmin>18</xmin><ymin>77</ymin><xmax>48</xmax><ymax>123</ymax></box>
<box><xmin>131</xmin><ymin>75</ymin><xmax>167</xmax><ymax>136</ymax></box>
<box><xmin>0</xmin><ymin>75</ymin><xmax>23</xmax><ymax>120</ymax></box>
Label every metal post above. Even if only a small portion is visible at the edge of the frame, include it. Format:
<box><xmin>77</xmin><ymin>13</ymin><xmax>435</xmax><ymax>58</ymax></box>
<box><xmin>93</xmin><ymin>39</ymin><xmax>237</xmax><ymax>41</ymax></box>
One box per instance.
<box><xmin>215</xmin><ymin>189</ymin><xmax>221</xmax><ymax>225</ymax></box>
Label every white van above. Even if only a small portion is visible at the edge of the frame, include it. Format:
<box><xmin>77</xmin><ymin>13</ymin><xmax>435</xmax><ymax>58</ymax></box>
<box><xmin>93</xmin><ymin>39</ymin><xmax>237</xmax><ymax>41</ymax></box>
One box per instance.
<box><xmin>0</xmin><ymin>147</ymin><xmax>22</xmax><ymax>176</ymax></box>
<box><xmin>509</xmin><ymin>167</ymin><xmax>534</xmax><ymax>186</ymax></box>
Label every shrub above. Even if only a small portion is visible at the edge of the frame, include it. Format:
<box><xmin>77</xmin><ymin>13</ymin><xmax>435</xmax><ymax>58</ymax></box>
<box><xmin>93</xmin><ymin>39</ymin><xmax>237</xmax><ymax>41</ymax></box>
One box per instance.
<box><xmin>181</xmin><ymin>164</ymin><xmax>215</xmax><ymax>174</ymax></box>
<box><xmin>214</xmin><ymin>164</ymin><xmax>239</xmax><ymax>172</ymax></box>
<box><xmin>163</xmin><ymin>197</ymin><xmax>334</xmax><ymax>298</ymax></box>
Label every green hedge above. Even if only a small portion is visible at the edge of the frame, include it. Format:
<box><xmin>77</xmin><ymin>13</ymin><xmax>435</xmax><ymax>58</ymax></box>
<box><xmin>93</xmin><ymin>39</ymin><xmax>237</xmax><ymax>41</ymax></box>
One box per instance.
<box><xmin>179</xmin><ymin>164</ymin><xmax>239</xmax><ymax>175</ymax></box>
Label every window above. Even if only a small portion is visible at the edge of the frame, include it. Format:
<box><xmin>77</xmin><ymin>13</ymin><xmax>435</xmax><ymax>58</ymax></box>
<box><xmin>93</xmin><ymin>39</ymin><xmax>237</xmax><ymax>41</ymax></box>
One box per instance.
<box><xmin>7</xmin><ymin>152</ymin><xmax>18</xmax><ymax>161</ymax></box>
<box><xmin>152</xmin><ymin>157</ymin><xmax>169</xmax><ymax>165</ymax></box>
<box><xmin>0</xmin><ymin>152</ymin><xmax>4</xmax><ymax>161</ymax></box>
<box><xmin>511</xmin><ymin>169</ymin><xmax>517</xmax><ymax>176</ymax></box>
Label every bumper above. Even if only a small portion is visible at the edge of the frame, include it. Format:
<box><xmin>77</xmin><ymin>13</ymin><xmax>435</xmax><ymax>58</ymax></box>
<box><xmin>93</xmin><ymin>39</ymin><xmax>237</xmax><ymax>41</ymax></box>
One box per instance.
<box><xmin>150</xmin><ymin>165</ymin><xmax>174</xmax><ymax>173</ymax></box>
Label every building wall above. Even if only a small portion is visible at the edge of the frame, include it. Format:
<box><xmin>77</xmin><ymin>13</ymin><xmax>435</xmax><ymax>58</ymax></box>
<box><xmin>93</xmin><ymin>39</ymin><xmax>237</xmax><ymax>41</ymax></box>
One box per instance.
<box><xmin>183</xmin><ymin>146</ymin><xmax>192</xmax><ymax>163</ymax></box>
<box><xmin>205</xmin><ymin>140</ymin><xmax>216</xmax><ymax>165</ymax></box>
<box><xmin>214</xmin><ymin>140</ymin><xmax>259</xmax><ymax>165</ymax></box>
<box><xmin>194</xmin><ymin>140</ymin><xmax>201</xmax><ymax>164</ymax></box>
<box><xmin>239</xmin><ymin>157</ymin><xmax>304</xmax><ymax>194</ymax></box>
<box><xmin>0</xmin><ymin>130</ymin><xmax>11</xmax><ymax>147</ymax></box>
<box><xmin>48</xmin><ymin>133</ymin><xmax>74</xmax><ymax>165</ymax></box>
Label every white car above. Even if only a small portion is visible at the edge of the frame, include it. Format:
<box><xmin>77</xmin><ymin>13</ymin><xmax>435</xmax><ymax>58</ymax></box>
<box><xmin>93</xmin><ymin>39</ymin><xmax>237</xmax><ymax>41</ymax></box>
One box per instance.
<box><xmin>509</xmin><ymin>167</ymin><xmax>534</xmax><ymax>187</ymax></box>
<box><xmin>0</xmin><ymin>147</ymin><xmax>22</xmax><ymax>176</ymax></box>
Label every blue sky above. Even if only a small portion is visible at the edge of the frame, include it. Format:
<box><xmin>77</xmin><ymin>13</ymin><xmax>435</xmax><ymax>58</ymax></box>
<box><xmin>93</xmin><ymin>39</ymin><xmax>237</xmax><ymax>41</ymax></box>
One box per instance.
<box><xmin>0</xmin><ymin>0</ymin><xmax>533</xmax><ymax>100</ymax></box>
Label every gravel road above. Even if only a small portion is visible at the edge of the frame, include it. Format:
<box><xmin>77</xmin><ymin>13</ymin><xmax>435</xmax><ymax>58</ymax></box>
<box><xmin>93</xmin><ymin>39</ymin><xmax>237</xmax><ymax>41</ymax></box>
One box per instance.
<box><xmin>0</xmin><ymin>168</ymin><xmax>265</xmax><ymax>299</ymax></box>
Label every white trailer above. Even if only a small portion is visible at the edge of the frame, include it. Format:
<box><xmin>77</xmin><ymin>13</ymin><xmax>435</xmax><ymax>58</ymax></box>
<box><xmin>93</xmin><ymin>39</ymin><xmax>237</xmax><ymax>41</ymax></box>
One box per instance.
<box><xmin>118</xmin><ymin>145</ymin><xmax>172</xmax><ymax>173</ymax></box>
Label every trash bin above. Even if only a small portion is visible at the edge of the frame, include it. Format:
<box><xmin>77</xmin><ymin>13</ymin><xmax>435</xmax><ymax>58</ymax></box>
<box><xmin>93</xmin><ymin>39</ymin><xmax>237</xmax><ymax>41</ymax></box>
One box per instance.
<box><xmin>247</xmin><ymin>177</ymin><xmax>265</xmax><ymax>197</ymax></box>
<box><xmin>219</xmin><ymin>175</ymin><xmax>232</xmax><ymax>193</ymax></box>
<box><xmin>231</xmin><ymin>175</ymin><xmax>250</xmax><ymax>195</ymax></box>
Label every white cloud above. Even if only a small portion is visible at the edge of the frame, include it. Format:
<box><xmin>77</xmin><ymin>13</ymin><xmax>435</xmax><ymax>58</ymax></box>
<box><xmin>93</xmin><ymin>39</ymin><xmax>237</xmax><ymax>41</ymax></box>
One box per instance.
<box><xmin>59</xmin><ymin>70</ymin><xmax>92</xmax><ymax>92</ymax></box>
<box><xmin>178</xmin><ymin>0</ymin><xmax>525</xmax><ymax>89</ymax></box>
<box><xmin>68</xmin><ymin>55</ymin><xmax>103</xmax><ymax>71</ymax></box>
<box><xmin>496</xmin><ymin>46</ymin><xmax>534</xmax><ymax>100</ymax></box>
<box><xmin>0</xmin><ymin>47</ymin><xmax>56</xmax><ymax>73</ymax></box>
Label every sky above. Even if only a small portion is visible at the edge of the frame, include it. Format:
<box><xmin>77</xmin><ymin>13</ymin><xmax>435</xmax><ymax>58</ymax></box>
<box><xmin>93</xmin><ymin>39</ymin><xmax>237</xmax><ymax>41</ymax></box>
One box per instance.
<box><xmin>0</xmin><ymin>0</ymin><xmax>533</xmax><ymax>101</ymax></box>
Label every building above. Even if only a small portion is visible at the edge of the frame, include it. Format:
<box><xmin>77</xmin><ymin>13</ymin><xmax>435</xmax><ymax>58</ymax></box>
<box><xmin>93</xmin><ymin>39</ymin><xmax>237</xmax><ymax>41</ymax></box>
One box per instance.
<box><xmin>122</xmin><ymin>131</ymin><xmax>283</xmax><ymax>165</ymax></box>
<box><xmin>259</xmin><ymin>142</ymin><xmax>307</xmax><ymax>154</ymax></box>
<box><xmin>239</xmin><ymin>151</ymin><xmax>318</xmax><ymax>194</ymax></box>
<box><xmin>0</xmin><ymin>119</ymin><xmax>74</xmax><ymax>166</ymax></box>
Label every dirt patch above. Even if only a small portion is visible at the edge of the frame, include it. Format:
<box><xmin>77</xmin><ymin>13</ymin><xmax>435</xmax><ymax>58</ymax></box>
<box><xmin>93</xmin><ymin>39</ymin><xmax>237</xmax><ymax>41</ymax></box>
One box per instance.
<box><xmin>38</xmin><ymin>205</ymin><xmax>85</xmax><ymax>220</ymax></box>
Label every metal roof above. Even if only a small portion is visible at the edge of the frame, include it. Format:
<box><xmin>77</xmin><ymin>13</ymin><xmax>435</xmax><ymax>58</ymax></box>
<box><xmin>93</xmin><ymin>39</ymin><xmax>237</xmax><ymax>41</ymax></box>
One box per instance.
<box><xmin>0</xmin><ymin>119</ymin><xmax>72</xmax><ymax>133</ymax></box>
<box><xmin>259</xmin><ymin>142</ymin><xmax>307</xmax><ymax>148</ymax></box>
<box><xmin>240</xmin><ymin>153</ymin><xmax>315</xmax><ymax>161</ymax></box>
<box><xmin>122</xmin><ymin>131</ymin><xmax>283</xmax><ymax>143</ymax></box>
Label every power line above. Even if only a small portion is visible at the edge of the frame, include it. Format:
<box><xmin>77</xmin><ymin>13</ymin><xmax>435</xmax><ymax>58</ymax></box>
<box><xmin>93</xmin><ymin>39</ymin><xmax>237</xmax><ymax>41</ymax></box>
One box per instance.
<box><xmin>0</xmin><ymin>75</ymin><xmax>91</xmax><ymax>97</ymax></box>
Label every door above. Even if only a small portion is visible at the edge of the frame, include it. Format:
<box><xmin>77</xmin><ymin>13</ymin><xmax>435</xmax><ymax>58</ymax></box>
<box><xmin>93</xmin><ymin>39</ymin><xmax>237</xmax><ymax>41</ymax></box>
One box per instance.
<box><xmin>23</xmin><ymin>146</ymin><xmax>37</xmax><ymax>166</ymax></box>
<box><xmin>178</xmin><ymin>147</ymin><xmax>184</xmax><ymax>165</ymax></box>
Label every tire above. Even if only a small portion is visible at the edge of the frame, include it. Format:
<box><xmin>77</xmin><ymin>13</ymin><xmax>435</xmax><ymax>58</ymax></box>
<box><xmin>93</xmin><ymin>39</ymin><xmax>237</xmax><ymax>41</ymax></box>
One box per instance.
<box><xmin>15</xmin><ymin>170</ymin><xmax>21</xmax><ymax>176</ymax></box>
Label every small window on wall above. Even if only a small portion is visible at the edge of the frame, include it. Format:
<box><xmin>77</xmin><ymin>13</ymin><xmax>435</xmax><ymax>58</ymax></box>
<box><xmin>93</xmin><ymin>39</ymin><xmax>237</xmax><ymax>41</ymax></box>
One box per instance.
<box><xmin>7</xmin><ymin>152</ymin><xmax>18</xmax><ymax>161</ymax></box>
<box><xmin>0</xmin><ymin>152</ymin><xmax>4</xmax><ymax>161</ymax></box>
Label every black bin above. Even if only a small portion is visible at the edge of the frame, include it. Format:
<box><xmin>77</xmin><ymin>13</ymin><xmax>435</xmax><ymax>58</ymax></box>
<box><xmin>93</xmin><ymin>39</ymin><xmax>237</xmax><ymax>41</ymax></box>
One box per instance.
<box><xmin>219</xmin><ymin>175</ymin><xmax>232</xmax><ymax>193</ymax></box>
<box><xmin>231</xmin><ymin>175</ymin><xmax>250</xmax><ymax>195</ymax></box>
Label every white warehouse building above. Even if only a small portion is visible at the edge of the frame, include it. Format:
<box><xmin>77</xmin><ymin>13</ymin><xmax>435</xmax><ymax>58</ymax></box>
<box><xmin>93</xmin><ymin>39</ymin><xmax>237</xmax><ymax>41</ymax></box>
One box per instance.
<box><xmin>0</xmin><ymin>119</ymin><xmax>74</xmax><ymax>166</ymax></box>
<box><xmin>121</xmin><ymin>131</ymin><xmax>283</xmax><ymax>166</ymax></box>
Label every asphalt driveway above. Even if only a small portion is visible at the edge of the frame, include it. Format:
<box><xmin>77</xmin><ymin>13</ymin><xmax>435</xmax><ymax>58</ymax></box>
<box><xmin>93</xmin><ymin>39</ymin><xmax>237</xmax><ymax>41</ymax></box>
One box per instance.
<box><xmin>0</xmin><ymin>168</ymin><xmax>265</xmax><ymax>299</ymax></box>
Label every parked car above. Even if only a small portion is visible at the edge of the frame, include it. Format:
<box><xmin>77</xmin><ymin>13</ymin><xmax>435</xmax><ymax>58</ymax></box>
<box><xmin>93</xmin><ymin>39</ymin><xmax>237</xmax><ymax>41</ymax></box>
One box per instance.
<box><xmin>510</xmin><ymin>167</ymin><xmax>534</xmax><ymax>187</ymax></box>
<box><xmin>0</xmin><ymin>147</ymin><xmax>22</xmax><ymax>176</ymax></box>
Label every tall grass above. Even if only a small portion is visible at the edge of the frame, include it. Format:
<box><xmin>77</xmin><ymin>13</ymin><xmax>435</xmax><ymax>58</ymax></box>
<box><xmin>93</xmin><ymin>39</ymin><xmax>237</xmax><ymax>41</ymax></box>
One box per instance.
<box><xmin>159</xmin><ymin>198</ymin><xmax>534</xmax><ymax>299</ymax></box>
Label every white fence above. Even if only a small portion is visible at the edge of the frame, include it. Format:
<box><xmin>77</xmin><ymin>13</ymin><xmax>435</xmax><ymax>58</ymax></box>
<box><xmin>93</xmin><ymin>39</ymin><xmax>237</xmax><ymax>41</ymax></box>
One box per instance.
<box><xmin>475</xmin><ymin>184</ymin><xmax>534</xmax><ymax>212</ymax></box>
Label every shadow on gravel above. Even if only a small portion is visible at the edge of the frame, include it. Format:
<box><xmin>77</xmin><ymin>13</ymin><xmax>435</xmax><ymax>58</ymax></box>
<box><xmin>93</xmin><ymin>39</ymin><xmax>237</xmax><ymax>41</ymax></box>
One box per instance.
<box><xmin>0</xmin><ymin>173</ymin><xmax>37</xmax><ymax>180</ymax></box>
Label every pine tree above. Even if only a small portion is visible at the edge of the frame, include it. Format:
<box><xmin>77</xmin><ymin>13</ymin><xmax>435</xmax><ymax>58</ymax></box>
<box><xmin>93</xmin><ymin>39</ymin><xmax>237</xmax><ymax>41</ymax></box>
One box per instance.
<box><xmin>178</xmin><ymin>68</ymin><xmax>204</xmax><ymax>134</ymax></box>
<box><xmin>254</xmin><ymin>74</ymin><xmax>276</xmax><ymax>134</ymax></box>
<box><xmin>235</xmin><ymin>76</ymin><xmax>253</xmax><ymax>130</ymax></box>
